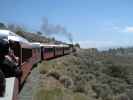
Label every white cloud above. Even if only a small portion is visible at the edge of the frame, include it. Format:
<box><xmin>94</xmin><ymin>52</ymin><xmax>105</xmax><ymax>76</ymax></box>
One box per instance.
<box><xmin>106</xmin><ymin>26</ymin><xmax>133</xmax><ymax>33</ymax></box>
<box><xmin>123</xmin><ymin>26</ymin><xmax>133</xmax><ymax>33</ymax></box>
<box><xmin>99</xmin><ymin>22</ymin><xmax>133</xmax><ymax>33</ymax></box>
<box><xmin>77</xmin><ymin>40</ymin><xmax>133</xmax><ymax>50</ymax></box>
<box><xmin>77</xmin><ymin>40</ymin><xmax>114</xmax><ymax>49</ymax></box>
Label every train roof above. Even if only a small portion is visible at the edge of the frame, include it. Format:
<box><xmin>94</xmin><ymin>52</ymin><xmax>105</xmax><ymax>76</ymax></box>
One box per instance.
<box><xmin>54</xmin><ymin>44</ymin><xmax>69</xmax><ymax>47</ymax></box>
<box><xmin>31</xmin><ymin>42</ymin><xmax>41</xmax><ymax>45</ymax></box>
<box><xmin>0</xmin><ymin>30</ymin><xmax>16</xmax><ymax>37</ymax></box>
<box><xmin>61</xmin><ymin>44</ymin><xmax>69</xmax><ymax>47</ymax></box>
<box><xmin>30</xmin><ymin>42</ymin><xmax>41</xmax><ymax>48</ymax></box>
<box><xmin>40</xmin><ymin>43</ymin><xmax>56</xmax><ymax>47</ymax></box>
<box><xmin>0</xmin><ymin>30</ymin><xmax>30</xmax><ymax>44</ymax></box>
<box><xmin>40</xmin><ymin>43</ymin><xmax>69</xmax><ymax>48</ymax></box>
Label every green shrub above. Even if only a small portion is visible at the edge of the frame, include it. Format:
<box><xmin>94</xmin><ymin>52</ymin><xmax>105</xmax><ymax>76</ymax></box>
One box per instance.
<box><xmin>113</xmin><ymin>93</ymin><xmax>130</xmax><ymax>100</ymax></box>
<box><xmin>73</xmin><ymin>93</ymin><xmax>88</xmax><ymax>100</ymax></box>
<box><xmin>33</xmin><ymin>88</ymin><xmax>63</xmax><ymax>100</ymax></box>
<box><xmin>47</xmin><ymin>70</ymin><xmax>61</xmax><ymax>80</ymax></box>
<box><xmin>59</xmin><ymin>75</ymin><xmax>73</xmax><ymax>88</ymax></box>
<box><xmin>104</xmin><ymin>65</ymin><xmax>127</xmax><ymax>79</ymax></box>
<box><xmin>92</xmin><ymin>83</ymin><xmax>113</xmax><ymax>100</ymax></box>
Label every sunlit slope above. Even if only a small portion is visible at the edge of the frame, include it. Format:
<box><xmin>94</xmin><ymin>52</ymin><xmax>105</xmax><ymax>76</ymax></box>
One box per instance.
<box><xmin>33</xmin><ymin>48</ymin><xmax>133</xmax><ymax>100</ymax></box>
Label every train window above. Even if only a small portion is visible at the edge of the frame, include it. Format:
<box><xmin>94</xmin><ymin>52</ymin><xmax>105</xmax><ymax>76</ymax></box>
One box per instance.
<box><xmin>48</xmin><ymin>48</ymin><xmax>50</xmax><ymax>52</ymax></box>
<box><xmin>49</xmin><ymin>48</ymin><xmax>53</xmax><ymax>52</ymax></box>
<box><xmin>37</xmin><ymin>48</ymin><xmax>41</xmax><ymax>53</ymax></box>
<box><xmin>49</xmin><ymin>48</ymin><xmax>50</xmax><ymax>52</ymax></box>
<box><xmin>9</xmin><ymin>41</ymin><xmax>21</xmax><ymax>58</ymax></box>
<box><xmin>44</xmin><ymin>48</ymin><xmax>48</xmax><ymax>53</ymax></box>
<box><xmin>47</xmin><ymin>48</ymin><xmax>50</xmax><ymax>52</ymax></box>
<box><xmin>55</xmin><ymin>47</ymin><xmax>58</xmax><ymax>51</ymax></box>
<box><xmin>66</xmin><ymin>47</ymin><xmax>69</xmax><ymax>50</ymax></box>
<box><xmin>58</xmin><ymin>47</ymin><xmax>62</xmax><ymax>51</ymax></box>
<box><xmin>22</xmin><ymin>48</ymin><xmax>32</xmax><ymax>63</ymax></box>
<box><xmin>32</xmin><ymin>49</ymin><xmax>36</xmax><ymax>56</ymax></box>
<box><xmin>43</xmin><ymin>47</ymin><xmax>53</xmax><ymax>53</ymax></box>
<box><xmin>44</xmin><ymin>48</ymin><xmax>46</xmax><ymax>52</ymax></box>
<box><xmin>48</xmin><ymin>48</ymin><xmax>51</xmax><ymax>52</ymax></box>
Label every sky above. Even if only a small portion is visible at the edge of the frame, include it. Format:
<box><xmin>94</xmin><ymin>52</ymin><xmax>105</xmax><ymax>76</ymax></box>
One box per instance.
<box><xmin>1</xmin><ymin>0</ymin><xmax>133</xmax><ymax>49</ymax></box>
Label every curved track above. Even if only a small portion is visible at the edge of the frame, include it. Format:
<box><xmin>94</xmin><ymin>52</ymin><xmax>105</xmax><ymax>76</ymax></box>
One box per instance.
<box><xmin>19</xmin><ymin>64</ymin><xmax>40</xmax><ymax>100</ymax></box>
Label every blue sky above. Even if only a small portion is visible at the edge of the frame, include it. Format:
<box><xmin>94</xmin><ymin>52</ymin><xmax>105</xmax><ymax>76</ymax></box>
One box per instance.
<box><xmin>1</xmin><ymin>0</ymin><xmax>133</xmax><ymax>49</ymax></box>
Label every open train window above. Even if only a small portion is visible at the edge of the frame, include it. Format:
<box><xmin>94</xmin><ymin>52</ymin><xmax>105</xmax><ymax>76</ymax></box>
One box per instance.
<box><xmin>49</xmin><ymin>48</ymin><xmax>53</xmax><ymax>52</ymax></box>
<box><xmin>56</xmin><ymin>47</ymin><xmax>62</xmax><ymax>51</ymax></box>
<box><xmin>37</xmin><ymin>48</ymin><xmax>41</xmax><ymax>53</ymax></box>
<box><xmin>9</xmin><ymin>41</ymin><xmax>21</xmax><ymax>58</ymax></box>
<box><xmin>44</xmin><ymin>48</ymin><xmax>48</xmax><ymax>53</ymax></box>
<box><xmin>22</xmin><ymin>48</ymin><xmax>32</xmax><ymax>63</ymax></box>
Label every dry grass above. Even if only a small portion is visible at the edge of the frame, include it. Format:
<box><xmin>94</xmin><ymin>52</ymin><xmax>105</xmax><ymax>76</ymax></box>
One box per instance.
<box><xmin>33</xmin><ymin>87</ymin><xmax>91</xmax><ymax>100</ymax></box>
<box><xmin>33</xmin><ymin>49</ymin><xmax>133</xmax><ymax>100</ymax></box>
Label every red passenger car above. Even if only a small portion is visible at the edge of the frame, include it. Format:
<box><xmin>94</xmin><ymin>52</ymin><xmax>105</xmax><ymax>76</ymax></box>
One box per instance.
<box><xmin>41</xmin><ymin>44</ymin><xmax>55</xmax><ymax>60</ymax></box>
<box><xmin>0</xmin><ymin>30</ymin><xmax>72</xmax><ymax>100</ymax></box>
<box><xmin>0</xmin><ymin>30</ymin><xmax>33</xmax><ymax>84</ymax></box>
<box><xmin>8</xmin><ymin>35</ymin><xmax>33</xmax><ymax>84</ymax></box>
<box><xmin>54</xmin><ymin>45</ymin><xmax>64</xmax><ymax>57</ymax></box>
<box><xmin>30</xmin><ymin>42</ymin><xmax>41</xmax><ymax>65</ymax></box>
<box><xmin>63</xmin><ymin>44</ymin><xmax>71</xmax><ymax>55</ymax></box>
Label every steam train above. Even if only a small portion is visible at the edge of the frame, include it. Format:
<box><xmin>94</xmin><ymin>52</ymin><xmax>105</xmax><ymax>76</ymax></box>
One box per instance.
<box><xmin>0</xmin><ymin>30</ymin><xmax>72</xmax><ymax>100</ymax></box>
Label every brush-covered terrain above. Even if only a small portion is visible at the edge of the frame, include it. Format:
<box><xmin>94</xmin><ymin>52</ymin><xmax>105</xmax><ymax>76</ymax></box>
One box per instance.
<box><xmin>20</xmin><ymin>48</ymin><xmax>133</xmax><ymax>100</ymax></box>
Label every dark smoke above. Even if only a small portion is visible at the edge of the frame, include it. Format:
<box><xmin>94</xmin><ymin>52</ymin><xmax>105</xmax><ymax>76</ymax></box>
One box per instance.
<box><xmin>41</xmin><ymin>17</ymin><xmax>73</xmax><ymax>43</ymax></box>
<box><xmin>7</xmin><ymin>23</ymin><xmax>26</xmax><ymax>33</ymax></box>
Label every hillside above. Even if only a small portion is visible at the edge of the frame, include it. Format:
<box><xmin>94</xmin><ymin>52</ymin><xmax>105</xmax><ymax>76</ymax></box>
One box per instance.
<box><xmin>20</xmin><ymin>48</ymin><xmax>133</xmax><ymax>100</ymax></box>
<box><xmin>0</xmin><ymin>25</ymin><xmax>65</xmax><ymax>44</ymax></box>
<box><xmin>16</xmin><ymin>31</ymin><xmax>64</xmax><ymax>44</ymax></box>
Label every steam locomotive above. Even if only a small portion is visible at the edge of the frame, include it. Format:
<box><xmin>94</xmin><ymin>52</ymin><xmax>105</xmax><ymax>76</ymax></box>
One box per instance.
<box><xmin>0</xmin><ymin>30</ymin><xmax>72</xmax><ymax>100</ymax></box>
